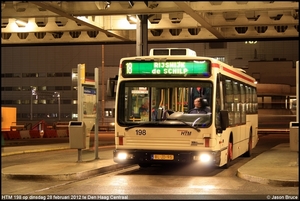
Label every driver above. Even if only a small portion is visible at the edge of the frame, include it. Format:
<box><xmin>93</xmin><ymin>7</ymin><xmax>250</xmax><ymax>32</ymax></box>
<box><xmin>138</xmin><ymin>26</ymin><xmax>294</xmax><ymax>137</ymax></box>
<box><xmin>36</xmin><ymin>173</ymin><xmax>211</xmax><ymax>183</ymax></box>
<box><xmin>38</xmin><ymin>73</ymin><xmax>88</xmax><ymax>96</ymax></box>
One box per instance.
<box><xmin>189</xmin><ymin>97</ymin><xmax>211</xmax><ymax>114</ymax></box>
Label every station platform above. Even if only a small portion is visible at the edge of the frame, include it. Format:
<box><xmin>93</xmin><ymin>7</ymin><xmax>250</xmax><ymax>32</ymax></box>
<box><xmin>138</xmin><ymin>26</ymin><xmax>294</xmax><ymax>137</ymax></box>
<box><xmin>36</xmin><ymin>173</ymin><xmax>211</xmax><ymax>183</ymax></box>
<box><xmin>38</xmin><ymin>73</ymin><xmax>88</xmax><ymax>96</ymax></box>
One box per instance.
<box><xmin>1</xmin><ymin>138</ymin><xmax>298</xmax><ymax>187</ymax></box>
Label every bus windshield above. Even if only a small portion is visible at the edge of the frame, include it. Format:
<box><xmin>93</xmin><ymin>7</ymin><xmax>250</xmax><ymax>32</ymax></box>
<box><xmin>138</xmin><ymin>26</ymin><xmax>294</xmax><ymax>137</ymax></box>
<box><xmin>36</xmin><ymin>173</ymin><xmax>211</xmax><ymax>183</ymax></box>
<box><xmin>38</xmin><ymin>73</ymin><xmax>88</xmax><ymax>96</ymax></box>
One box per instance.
<box><xmin>116</xmin><ymin>80</ymin><xmax>213</xmax><ymax>128</ymax></box>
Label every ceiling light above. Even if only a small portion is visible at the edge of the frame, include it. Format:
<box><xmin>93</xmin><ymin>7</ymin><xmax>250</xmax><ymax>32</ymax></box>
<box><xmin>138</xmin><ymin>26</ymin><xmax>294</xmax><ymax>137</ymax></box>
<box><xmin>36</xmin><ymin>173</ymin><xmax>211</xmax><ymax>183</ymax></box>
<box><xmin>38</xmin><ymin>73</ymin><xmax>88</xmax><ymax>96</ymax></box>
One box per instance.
<box><xmin>15</xmin><ymin>19</ymin><xmax>27</xmax><ymax>27</ymax></box>
<box><xmin>128</xmin><ymin>1</ymin><xmax>134</xmax><ymax>8</ymax></box>
<box><xmin>148</xmin><ymin>2</ymin><xmax>158</xmax><ymax>9</ymax></box>
<box><xmin>127</xmin><ymin>15</ymin><xmax>137</xmax><ymax>24</ymax></box>
<box><xmin>105</xmin><ymin>1</ymin><xmax>111</xmax><ymax>9</ymax></box>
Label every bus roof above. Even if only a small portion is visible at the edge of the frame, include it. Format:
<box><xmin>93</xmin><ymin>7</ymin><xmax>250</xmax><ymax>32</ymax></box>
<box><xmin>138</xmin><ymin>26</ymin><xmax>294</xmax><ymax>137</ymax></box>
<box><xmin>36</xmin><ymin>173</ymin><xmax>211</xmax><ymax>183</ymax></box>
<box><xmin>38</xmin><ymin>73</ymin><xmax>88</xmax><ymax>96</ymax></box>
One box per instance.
<box><xmin>149</xmin><ymin>48</ymin><xmax>196</xmax><ymax>56</ymax></box>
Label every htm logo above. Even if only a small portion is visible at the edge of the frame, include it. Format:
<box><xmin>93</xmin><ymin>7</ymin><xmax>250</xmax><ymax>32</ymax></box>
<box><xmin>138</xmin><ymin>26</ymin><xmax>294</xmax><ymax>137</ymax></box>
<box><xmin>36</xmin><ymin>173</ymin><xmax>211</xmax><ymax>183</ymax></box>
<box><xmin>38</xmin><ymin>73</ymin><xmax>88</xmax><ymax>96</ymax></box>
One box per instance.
<box><xmin>180</xmin><ymin>130</ymin><xmax>191</xmax><ymax>136</ymax></box>
<box><xmin>2</xmin><ymin>195</ymin><xmax>13</xmax><ymax>200</ymax></box>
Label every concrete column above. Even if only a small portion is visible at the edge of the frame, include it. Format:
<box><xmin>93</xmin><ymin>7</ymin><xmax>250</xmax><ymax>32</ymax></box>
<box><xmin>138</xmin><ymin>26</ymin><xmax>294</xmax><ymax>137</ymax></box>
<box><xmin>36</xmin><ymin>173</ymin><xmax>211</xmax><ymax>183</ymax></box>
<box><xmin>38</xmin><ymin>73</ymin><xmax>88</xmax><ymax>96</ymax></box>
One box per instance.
<box><xmin>136</xmin><ymin>15</ymin><xmax>148</xmax><ymax>56</ymax></box>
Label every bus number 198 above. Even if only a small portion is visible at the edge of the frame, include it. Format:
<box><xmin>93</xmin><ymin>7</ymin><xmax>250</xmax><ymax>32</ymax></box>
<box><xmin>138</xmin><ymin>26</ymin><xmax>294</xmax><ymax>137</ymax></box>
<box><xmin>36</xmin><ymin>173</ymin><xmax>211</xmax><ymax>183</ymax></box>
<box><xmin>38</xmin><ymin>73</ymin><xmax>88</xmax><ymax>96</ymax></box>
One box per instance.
<box><xmin>135</xmin><ymin>129</ymin><xmax>146</xmax><ymax>135</ymax></box>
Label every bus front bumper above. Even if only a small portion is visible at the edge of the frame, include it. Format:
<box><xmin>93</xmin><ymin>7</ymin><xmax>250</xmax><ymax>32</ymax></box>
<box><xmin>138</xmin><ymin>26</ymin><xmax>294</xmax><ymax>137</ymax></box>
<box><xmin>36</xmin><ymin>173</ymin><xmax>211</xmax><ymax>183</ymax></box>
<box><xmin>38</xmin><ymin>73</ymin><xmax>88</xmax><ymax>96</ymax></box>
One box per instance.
<box><xmin>113</xmin><ymin>149</ymin><xmax>221</xmax><ymax>166</ymax></box>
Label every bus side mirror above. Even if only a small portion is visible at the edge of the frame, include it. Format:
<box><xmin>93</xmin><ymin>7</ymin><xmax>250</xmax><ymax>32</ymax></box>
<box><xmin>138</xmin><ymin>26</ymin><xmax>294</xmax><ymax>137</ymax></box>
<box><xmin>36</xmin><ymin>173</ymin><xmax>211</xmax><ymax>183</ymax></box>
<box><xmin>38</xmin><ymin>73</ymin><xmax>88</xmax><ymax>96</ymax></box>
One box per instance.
<box><xmin>220</xmin><ymin>110</ymin><xmax>229</xmax><ymax>130</ymax></box>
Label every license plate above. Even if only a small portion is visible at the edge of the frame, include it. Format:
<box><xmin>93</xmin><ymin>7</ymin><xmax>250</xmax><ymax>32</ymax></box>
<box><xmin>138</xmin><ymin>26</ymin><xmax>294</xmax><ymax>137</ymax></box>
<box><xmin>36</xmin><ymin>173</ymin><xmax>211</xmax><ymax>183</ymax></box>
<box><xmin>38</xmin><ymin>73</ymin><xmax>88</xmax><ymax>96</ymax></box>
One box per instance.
<box><xmin>152</xmin><ymin>154</ymin><xmax>174</xmax><ymax>160</ymax></box>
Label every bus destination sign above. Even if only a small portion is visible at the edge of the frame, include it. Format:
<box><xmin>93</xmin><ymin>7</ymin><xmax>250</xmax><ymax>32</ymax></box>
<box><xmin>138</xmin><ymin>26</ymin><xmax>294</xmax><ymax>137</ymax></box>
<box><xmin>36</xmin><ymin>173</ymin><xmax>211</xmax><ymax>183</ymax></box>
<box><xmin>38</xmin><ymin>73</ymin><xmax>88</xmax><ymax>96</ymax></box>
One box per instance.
<box><xmin>122</xmin><ymin>60</ymin><xmax>211</xmax><ymax>77</ymax></box>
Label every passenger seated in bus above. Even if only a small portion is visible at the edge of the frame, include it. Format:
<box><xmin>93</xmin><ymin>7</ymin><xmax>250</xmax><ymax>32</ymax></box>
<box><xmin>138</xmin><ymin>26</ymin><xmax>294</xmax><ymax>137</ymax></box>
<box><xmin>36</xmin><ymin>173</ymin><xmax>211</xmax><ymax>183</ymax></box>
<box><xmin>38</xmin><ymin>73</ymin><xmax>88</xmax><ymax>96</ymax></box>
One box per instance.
<box><xmin>189</xmin><ymin>97</ymin><xmax>211</xmax><ymax>114</ymax></box>
<box><xmin>139</xmin><ymin>97</ymin><xmax>149</xmax><ymax>115</ymax></box>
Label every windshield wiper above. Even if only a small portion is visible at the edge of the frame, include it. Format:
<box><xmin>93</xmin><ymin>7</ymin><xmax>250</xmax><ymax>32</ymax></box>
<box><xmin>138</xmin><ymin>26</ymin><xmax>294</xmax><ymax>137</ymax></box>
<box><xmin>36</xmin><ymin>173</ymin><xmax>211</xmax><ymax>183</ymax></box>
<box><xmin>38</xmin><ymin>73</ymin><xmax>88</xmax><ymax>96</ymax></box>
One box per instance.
<box><xmin>125</xmin><ymin>119</ymin><xmax>201</xmax><ymax>132</ymax></box>
<box><xmin>166</xmin><ymin>118</ymin><xmax>200</xmax><ymax>132</ymax></box>
<box><xmin>125</xmin><ymin>122</ymin><xmax>156</xmax><ymax>131</ymax></box>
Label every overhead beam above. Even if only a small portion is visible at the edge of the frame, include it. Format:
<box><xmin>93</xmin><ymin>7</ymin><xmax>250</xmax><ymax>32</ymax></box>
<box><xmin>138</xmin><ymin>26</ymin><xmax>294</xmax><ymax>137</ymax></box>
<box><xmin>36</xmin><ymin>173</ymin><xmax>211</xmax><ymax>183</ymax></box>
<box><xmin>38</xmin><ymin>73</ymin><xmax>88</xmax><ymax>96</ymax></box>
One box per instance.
<box><xmin>174</xmin><ymin>2</ymin><xmax>225</xmax><ymax>39</ymax></box>
<box><xmin>30</xmin><ymin>1</ymin><xmax>131</xmax><ymax>41</ymax></box>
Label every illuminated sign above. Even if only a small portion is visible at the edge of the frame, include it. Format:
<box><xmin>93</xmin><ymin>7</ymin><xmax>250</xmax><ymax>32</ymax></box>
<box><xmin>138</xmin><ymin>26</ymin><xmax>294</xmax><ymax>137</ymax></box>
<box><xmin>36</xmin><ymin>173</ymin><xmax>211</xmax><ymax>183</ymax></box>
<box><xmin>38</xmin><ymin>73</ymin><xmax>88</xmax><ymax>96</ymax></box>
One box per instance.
<box><xmin>122</xmin><ymin>60</ymin><xmax>211</xmax><ymax>77</ymax></box>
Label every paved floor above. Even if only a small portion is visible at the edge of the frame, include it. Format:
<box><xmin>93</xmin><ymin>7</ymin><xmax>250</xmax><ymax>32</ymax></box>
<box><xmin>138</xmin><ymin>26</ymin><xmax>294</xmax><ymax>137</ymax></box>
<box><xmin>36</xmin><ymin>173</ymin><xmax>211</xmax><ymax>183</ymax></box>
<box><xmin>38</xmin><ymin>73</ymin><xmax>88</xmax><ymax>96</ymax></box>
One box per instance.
<box><xmin>1</xmin><ymin>139</ymin><xmax>298</xmax><ymax>187</ymax></box>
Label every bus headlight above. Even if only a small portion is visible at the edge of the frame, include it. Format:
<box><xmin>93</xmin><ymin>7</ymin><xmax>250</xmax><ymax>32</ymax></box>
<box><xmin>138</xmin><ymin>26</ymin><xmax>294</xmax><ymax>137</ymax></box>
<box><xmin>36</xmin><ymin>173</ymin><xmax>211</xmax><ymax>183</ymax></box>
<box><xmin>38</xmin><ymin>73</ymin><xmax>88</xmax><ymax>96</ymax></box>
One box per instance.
<box><xmin>117</xmin><ymin>152</ymin><xmax>127</xmax><ymax>160</ymax></box>
<box><xmin>193</xmin><ymin>153</ymin><xmax>212</xmax><ymax>163</ymax></box>
<box><xmin>117</xmin><ymin>152</ymin><xmax>133</xmax><ymax>160</ymax></box>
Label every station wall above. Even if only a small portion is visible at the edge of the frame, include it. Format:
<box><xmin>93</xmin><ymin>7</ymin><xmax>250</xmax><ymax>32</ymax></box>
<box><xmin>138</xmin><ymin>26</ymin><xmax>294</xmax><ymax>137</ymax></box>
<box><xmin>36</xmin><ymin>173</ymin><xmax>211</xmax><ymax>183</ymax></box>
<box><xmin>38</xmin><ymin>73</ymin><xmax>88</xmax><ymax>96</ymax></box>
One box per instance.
<box><xmin>1</xmin><ymin>40</ymin><xmax>298</xmax><ymax>123</ymax></box>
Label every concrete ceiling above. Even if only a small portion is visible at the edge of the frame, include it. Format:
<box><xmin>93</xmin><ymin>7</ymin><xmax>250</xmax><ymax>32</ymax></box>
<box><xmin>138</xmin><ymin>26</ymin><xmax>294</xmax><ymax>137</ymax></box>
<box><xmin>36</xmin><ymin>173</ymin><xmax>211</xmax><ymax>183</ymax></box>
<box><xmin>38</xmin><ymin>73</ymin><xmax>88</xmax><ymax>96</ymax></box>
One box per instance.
<box><xmin>1</xmin><ymin>1</ymin><xmax>299</xmax><ymax>45</ymax></box>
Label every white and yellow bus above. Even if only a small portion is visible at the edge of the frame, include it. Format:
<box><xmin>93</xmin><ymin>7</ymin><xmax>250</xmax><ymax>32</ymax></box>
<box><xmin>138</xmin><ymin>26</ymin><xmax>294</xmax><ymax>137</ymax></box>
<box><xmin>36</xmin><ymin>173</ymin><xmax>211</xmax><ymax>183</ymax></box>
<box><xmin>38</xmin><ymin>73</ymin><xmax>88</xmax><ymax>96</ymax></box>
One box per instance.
<box><xmin>113</xmin><ymin>48</ymin><xmax>258</xmax><ymax>168</ymax></box>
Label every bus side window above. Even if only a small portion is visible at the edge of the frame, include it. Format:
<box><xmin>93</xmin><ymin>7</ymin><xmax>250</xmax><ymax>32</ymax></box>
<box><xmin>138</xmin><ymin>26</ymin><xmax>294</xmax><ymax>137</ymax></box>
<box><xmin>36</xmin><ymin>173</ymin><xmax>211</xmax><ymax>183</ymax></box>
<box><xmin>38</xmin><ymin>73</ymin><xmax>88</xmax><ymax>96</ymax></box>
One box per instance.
<box><xmin>216</xmin><ymin>76</ymin><xmax>221</xmax><ymax>130</ymax></box>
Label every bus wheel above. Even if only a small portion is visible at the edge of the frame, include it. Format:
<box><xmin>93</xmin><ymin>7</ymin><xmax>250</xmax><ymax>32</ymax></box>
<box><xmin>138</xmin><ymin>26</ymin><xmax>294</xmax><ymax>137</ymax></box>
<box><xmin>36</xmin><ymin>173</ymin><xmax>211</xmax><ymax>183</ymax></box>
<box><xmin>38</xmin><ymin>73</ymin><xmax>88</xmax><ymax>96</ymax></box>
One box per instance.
<box><xmin>243</xmin><ymin>133</ymin><xmax>252</xmax><ymax>157</ymax></box>
<box><xmin>221</xmin><ymin>141</ymin><xmax>233</xmax><ymax>169</ymax></box>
